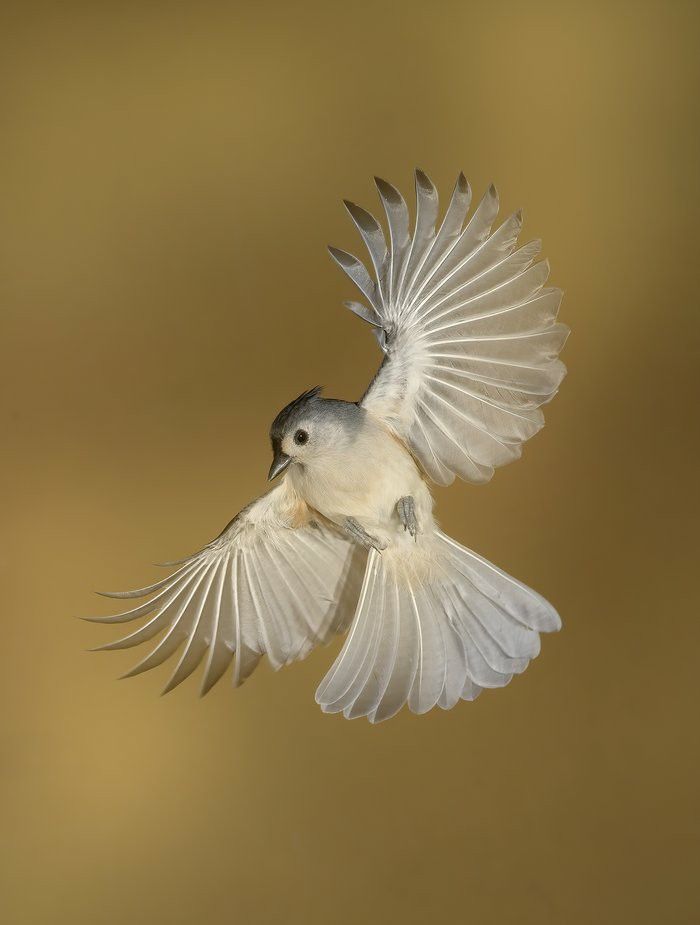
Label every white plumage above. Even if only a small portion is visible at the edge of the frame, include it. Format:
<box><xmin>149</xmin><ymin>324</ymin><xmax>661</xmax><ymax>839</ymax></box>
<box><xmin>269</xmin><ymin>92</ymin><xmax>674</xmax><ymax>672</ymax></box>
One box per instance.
<box><xmin>333</xmin><ymin>172</ymin><xmax>567</xmax><ymax>485</ymax></box>
<box><xmin>88</xmin><ymin>171</ymin><xmax>568</xmax><ymax>722</ymax></box>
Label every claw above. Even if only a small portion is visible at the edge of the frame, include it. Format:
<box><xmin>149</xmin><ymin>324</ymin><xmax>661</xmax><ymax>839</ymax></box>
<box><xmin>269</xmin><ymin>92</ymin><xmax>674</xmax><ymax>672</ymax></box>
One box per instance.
<box><xmin>396</xmin><ymin>496</ymin><xmax>418</xmax><ymax>539</ymax></box>
<box><xmin>343</xmin><ymin>517</ymin><xmax>386</xmax><ymax>552</ymax></box>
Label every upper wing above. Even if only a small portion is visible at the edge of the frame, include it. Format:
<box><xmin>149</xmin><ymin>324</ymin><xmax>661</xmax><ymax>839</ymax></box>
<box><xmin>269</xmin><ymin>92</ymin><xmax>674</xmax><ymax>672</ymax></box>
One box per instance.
<box><xmin>86</xmin><ymin>481</ymin><xmax>366</xmax><ymax>695</ymax></box>
<box><xmin>329</xmin><ymin>170</ymin><xmax>569</xmax><ymax>486</ymax></box>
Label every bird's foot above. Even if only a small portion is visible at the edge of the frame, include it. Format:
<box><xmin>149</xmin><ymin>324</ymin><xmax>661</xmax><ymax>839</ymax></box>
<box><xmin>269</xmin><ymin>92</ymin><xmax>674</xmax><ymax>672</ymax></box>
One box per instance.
<box><xmin>343</xmin><ymin>517</ymin><xmax>386</xmax><ymax>553</ymax></box>
<box><xmin>396</xmin><ymin>496</ymin><xmax>418</xmax><ymax>539</ymax></box>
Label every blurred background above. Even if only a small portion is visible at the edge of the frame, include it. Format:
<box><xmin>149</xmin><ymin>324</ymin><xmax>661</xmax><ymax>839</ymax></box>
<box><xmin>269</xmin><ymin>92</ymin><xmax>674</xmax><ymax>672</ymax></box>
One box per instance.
<box><xmin>1</xmin><ymin>1</ymin><xmax>698</xmax><ymax>922</ymax></box>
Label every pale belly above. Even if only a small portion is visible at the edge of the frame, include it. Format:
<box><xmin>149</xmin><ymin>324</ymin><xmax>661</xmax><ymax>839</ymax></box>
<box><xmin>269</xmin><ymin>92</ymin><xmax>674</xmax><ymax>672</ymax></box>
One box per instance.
<box><xmin>289</xmin><ymin>432</ymin><xmax>435</xmax><ymax>548</ymax></box>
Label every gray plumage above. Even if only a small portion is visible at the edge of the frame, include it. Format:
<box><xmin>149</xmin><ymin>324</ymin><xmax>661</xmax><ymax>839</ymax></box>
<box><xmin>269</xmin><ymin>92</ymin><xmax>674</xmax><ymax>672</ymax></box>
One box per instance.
<box><xmin>88</xmin><ymin>170</ymin><xmax>567</xmax><ymax>723</ymax></box>
<box><xmin>270</xmin><ymin>387</ymin><xmax>363</xmax><ymax>444</ymax></box>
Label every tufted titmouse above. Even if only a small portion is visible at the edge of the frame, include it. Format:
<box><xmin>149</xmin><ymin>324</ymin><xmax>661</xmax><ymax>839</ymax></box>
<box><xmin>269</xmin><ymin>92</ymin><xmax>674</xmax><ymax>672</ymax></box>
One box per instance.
<box><xmin>88</xmin><ymin>171</ymin><xmax>568</xmax><ymax>722</ymax></box>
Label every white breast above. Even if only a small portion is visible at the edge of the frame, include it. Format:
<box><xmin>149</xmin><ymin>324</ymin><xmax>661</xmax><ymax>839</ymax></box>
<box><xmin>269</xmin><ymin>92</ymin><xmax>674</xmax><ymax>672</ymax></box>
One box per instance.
<box><xmin>290</xmin><ymin>417</ymin><xmax>434</xmax><ymax>547</ymax></box>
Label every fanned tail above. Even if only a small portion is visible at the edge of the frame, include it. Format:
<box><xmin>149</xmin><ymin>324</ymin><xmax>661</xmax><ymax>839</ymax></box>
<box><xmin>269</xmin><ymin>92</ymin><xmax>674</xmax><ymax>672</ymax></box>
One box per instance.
<box><xmin>315</xmin><ymin>532</ymin><xmax>560</xmax><ymax>723</ymax></box>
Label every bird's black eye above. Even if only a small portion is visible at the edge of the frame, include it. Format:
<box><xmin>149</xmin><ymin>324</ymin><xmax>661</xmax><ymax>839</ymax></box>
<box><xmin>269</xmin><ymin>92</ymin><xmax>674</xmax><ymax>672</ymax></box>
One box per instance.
<box><xmin>294</xmin><ymin>429</ymin><xmax>309</xmax><ymax>446</ymax></box>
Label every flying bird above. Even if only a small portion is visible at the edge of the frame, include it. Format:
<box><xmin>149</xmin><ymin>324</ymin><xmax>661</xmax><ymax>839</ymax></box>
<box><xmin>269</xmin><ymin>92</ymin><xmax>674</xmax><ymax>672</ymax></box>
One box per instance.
<box><xmin>88</xmin><ymin>170</ymin><xmax>568</xmax><ymax>722</ymax></box>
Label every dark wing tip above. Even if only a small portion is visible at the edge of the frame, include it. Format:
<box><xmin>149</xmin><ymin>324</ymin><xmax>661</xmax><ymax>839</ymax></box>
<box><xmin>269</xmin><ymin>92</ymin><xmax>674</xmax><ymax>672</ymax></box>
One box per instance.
<box><xmin>327</xmin><ymin>245</ymin><xmax>359</xmax><ymax>269</ymax></box>
<box><xmin>414</xmin><ymin>168</ymin><xmax>435</xmax><ymax>192</ymax></box>
<box><xmin>374</xmin><ymin>176</ymin><xmax>402</xmax><ymax>204</ymax></box>
<box><xmin>343</xmin><ymin>199</ymin><xmax>381</xmax><ymax>233</ymax></box>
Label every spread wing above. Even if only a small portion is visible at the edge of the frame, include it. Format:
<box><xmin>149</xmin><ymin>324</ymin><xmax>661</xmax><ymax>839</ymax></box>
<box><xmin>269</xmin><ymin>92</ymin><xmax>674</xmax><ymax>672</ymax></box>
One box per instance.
<box><xmin>329</xmin><ymin>170</ymin><xmax>569</xmax><ymax>485</ymax></box>
<box><xmin>86</xmin><ymin>481</ymin><xmax>366</xmax><ymax>695</ymax></box>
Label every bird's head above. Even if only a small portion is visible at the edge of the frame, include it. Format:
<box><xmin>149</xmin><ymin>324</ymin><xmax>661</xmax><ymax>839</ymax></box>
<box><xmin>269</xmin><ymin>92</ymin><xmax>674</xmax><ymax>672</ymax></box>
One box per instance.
<box><xmin>267</xmin><ymin>387</ymin><xmax>362</xmax><ymax>480</ymax></box>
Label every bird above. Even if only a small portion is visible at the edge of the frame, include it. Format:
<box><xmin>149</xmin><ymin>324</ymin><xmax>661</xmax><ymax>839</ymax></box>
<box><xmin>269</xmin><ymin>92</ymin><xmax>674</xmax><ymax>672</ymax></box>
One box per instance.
<box><xmin>87</xmin><ymin>170</ymin><xmax>568</xmax><ymax>723</ymax></box>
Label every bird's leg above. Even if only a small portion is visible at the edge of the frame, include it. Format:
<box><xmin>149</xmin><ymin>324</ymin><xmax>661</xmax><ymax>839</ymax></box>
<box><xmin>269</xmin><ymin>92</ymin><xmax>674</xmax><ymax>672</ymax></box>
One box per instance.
<box><xmin>343</xmin><ymin>517</ymin><xmax>386</xmax><ymax>553</ymax></box>
<box><xmin>396</xmin><ymin>496</ymin><xmax>418</xmax><ymax>539</ymax></box>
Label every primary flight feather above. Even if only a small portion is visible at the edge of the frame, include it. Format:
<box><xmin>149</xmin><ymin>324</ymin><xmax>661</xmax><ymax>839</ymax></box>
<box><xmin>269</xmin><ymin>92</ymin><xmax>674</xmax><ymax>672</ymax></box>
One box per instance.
<box><xmin>88</xmin><ymin>170</ymin><xmax>568</xmax><ymax>722</ymax></box>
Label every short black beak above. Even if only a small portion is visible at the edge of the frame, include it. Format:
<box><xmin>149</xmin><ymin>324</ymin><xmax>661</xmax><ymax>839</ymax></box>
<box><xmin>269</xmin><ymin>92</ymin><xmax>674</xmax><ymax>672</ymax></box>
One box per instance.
<box><xmin>268</xmin><ymin>450</ymin><xmax>291</xmax><ymax>481</ymax></box>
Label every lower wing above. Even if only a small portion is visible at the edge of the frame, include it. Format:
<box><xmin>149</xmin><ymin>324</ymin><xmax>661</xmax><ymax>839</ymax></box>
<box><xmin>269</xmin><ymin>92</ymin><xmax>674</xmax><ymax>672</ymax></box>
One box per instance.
<box><xmin>86</xmin><ymin>481</ymin><xmax>366</xmax><ymax>695</ymax></box>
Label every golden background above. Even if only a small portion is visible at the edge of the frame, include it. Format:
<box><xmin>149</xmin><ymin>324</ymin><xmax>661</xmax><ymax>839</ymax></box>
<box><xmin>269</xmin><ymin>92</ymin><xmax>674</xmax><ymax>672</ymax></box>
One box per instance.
<box><xmin>2</xmin><ymin>1</ymin><xmax>698</xmax><ymax>922</ymax></box>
